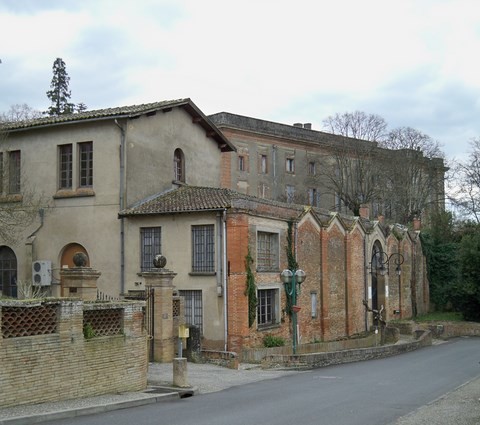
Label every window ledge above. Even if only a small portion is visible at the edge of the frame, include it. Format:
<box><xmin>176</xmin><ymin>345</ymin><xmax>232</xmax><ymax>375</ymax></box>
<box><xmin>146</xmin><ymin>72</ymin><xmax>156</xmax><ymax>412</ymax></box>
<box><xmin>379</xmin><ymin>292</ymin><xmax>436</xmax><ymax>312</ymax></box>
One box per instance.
<box><xmin>189</xmin><ymin>272</ymin><xmax>216</xmax><ymax>276</ymax></box>
<box><xmin>0</xmin><ymin>194</ymin><xmax>23</xmax><ymax>203</ymax></box>
<box><xmin>54</xmin><ymin>188</ymin><xmax>95</xmax><ymax>199</ymax></box>
<box><xmin>257</xmin><ymin>323</ymin><xmax>281</xmax><ymax>331</ymax></box>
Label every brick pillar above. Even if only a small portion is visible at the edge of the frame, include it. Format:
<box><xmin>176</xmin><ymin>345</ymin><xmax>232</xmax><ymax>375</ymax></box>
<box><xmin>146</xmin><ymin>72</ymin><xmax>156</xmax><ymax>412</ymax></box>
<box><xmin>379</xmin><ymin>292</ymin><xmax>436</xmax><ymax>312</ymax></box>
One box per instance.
<box><xmin>60</xmin><ymin>268</ymin><xmax>101</xmax><ymax>301</ymax></box>
<box><xmin>142</xmin><ymin>258</ymin><xmax>177</xmax><ymax>362</ymax></box>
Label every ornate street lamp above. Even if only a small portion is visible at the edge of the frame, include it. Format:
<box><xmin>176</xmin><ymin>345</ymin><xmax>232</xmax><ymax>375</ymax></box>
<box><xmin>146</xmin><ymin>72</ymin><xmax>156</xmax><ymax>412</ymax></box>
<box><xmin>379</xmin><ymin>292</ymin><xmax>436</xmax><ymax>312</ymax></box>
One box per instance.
<box><xmin>280</xmin><ymin>268</ymin><xmax>306</xmax><ymax>354</ymax></box>
<box><xmin>369</xmin><ymin>251</ymin><xmax>404</xmax><ymax>276</ymax></box>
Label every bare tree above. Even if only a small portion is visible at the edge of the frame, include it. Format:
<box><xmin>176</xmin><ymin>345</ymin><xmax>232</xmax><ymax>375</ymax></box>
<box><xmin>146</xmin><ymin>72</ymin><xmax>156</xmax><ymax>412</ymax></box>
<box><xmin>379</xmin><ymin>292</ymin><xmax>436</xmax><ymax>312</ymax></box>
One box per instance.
<box><xmin>317</xmin><ymin>138</ymin><xmax>388</xmax><ymax>216</ymax></box>
<box><xmin>378</xmin><ymin>127</ymin><xmax>446</xmax><ymax>224</ymax></box>
<box><xmin>381</xmin><ymin>126</ymin><xmax>444</xmax><ymax>159</ymax></box>
<box><xmin>449</xmin><ymin>139</ymin><xmax>480</xmax><ymax>223</ymax></box>
<box><xmin>322</xmin><ymin>111</ymin><xmax>388</xmax><ymax>142</ymax></box>
<box><xmin>0</xmin><ymin>129</ymin><xmax>47</xmax><ymax>244</ymax></box>
<box><xmin>0</xmin><ymin>104</ymin><xmax>42</xmax><ymax>123</ymax></box>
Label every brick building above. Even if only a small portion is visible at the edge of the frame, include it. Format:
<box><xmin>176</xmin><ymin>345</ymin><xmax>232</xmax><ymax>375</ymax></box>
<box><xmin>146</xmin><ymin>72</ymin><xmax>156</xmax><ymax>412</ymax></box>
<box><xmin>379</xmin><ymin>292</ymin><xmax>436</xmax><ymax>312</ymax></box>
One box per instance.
<box><xmin>121</xmin><ymin>185</ymin><xmax>428</xmax><ymax>352</ymax></box>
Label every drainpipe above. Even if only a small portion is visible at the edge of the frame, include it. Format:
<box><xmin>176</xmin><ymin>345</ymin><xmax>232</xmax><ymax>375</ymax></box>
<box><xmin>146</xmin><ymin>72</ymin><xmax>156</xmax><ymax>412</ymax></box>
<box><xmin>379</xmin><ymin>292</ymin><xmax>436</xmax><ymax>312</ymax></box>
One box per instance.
<box><xmin>364</xmin><ymin>236</ymin><xmax>368</xmax><ymax>332</ymax></box>
<box><xmin>222</xmin><ymin>209</ymin><xmax>228</xmax><ymax>351</ymax></box>
<box><xmin>115</xmin><ymin>119</ymin><xmax>126</xmax><ymax>295</ymax></box>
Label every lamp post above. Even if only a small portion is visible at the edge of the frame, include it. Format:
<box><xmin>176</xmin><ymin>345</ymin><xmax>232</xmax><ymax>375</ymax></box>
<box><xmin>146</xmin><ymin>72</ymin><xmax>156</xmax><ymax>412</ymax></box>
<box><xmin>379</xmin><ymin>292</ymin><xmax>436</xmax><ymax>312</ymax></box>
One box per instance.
<box><xmin>280</xmin><ymin>268</ymin><xmax>306</xmax><ymax>354</ymax></box>
<box><xmin>369</xmin><ymin>251</ymin><xmax>404</xmax><ymax>276</ymax></box>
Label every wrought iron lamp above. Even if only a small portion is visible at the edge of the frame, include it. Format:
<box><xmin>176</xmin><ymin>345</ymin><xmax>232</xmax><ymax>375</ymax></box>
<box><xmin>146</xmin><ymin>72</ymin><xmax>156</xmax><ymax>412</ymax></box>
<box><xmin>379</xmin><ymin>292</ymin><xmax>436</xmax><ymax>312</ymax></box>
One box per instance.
<box><xmin>280</xmin><ymin>268</ymin><xmax>306</xmax><ymax>354</ymax></box>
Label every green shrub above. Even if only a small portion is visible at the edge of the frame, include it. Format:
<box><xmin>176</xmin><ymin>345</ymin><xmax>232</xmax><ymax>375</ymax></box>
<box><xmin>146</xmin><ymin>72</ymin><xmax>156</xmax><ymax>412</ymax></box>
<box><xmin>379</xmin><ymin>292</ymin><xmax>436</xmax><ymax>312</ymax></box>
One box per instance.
<box><xmin>263</xmin><ymin>334</ymin><xmax>285</xmax><ymax>347</ymax></box>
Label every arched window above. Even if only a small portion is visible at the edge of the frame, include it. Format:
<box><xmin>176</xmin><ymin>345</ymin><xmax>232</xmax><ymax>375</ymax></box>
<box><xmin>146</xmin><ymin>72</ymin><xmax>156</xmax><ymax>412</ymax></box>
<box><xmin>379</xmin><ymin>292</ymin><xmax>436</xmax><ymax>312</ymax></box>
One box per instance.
<box><xmin>0</xmin><ymin>246</ymin><xmax>17</xmax><ymax>298</ymax></box>
<box><xmin>173</xmin><ymin>148</ymin><xmax>185</xmax><ymax>183</ymax></box>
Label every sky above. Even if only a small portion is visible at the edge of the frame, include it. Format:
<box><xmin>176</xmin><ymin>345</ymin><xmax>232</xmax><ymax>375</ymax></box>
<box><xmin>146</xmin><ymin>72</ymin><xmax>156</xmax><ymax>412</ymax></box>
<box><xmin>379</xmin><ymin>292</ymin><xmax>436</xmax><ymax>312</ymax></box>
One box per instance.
<box><xmin>1</xmin><ymin>0</ymin><xmax>480</xmax><ymax>162</ymax></box>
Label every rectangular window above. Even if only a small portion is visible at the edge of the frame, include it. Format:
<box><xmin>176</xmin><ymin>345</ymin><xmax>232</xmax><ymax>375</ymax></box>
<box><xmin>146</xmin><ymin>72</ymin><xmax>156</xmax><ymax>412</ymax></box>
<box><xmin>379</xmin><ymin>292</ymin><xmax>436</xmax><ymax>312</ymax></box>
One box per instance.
<box><xmin>8</xmin><ymin>150</ymin><xmax>21</xmax><ymax>194</ymax></box>
<box><xmin>192</xmin><ymin>225</ymin><xmax>215</xmax><ymax>272</ymax></box>
<box><xmin>58</xmin><ymin>144</ymin><xmax>73</xmax><ymax>189</ymax></box>
<box><xmin>179</xmin><ymin>290</ymin><xmax>203</xmax><ymax>334</ymax></box>
<box><xmin>259</xmin><ymin>154</ymin><xmax>268</xmax><ymax>174</ymax></box>
<box><xmin>257</xmin><ymin>288</ymin><xmax>279</xmax><ymax>327</ymax></box>
<box><xmin>140</xmin><ymin>227</ymin><xmax>161</xmax><ymax>272</ymax></box>
<box><xmin>257</xmin><ymin>231</ymin><xmax>279</xmax><ymax>271</ymax></box>
<box><xmin>238</xmin><ymin>155</ymin><xmax>245</xmax><ymax>172</ymax></box>
<box><xmin>308</xmin><ymin>188</ymin><xmax>318</xmax><ymax>207</ymax></box>
<box><xmin>257</xmin><ymin>183</ymin><xmax>268</xmax><ymax>199</ymax></box>
<box><xmin>286</xmin><ymin>157</ymin><xmax>295</xmax><ymax>173</ymax></box>
<box><xmin>308</xmin><ymin>161</ymin><xmax>316</xmax><ymax>176</ymax></box>
<box><xmin>286</xmin><ymin>185</ymin><xmax>295</xmax><ymax>203</ymax></box>
<box><xmin>311</xmin><ymin>292</ymin><xmax>318</xmax><ymax>318</ymax></box>
<box><xmin>78</xmin><ymin>142</ymin><xmax>93</xmax><ymax>187</ymax></box>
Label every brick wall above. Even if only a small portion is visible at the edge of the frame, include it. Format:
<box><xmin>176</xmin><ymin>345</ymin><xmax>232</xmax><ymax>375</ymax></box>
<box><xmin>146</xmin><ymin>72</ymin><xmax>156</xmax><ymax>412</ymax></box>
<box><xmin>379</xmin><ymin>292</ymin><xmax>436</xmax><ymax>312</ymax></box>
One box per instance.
<box><xmin>0</xmin><ymin>299</ymin><xmax>147</xmax><ymax>408</ymax></box>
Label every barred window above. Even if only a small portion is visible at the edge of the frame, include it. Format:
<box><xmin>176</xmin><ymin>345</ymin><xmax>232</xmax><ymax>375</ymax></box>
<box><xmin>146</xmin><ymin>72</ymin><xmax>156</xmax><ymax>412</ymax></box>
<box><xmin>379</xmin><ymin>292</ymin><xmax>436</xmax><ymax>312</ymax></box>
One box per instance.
<box><xmin>141</xmin><ymin>227</ymin><xmax>161</xmax><ymax>271</ymax></box>
<box><xmin>191</xmin><ymin>225</ymin><xmax>215</xmax><ymax>273</ymax></box>
<box><xmin>257</xmin><ymin>231</ymin><xmax>279</xmax><ymax>271</ymax></box>
<box><xmin>59</xmin><ymin>144</ymin><xmax>73</xmax><ymax>189</ymax></box>
<box><xmin>257</xmin><ymin>288</ymin><xmax>279</xmax><ymax>327</ymax></box>
<box><xmin>179</xmin><ymin>290</ymin><xmax>203</xmax><ymax>334</ymax></box>
<box><xmin>79</xmin><ymin>141</ymin><xmax>93</xmax><ymax>187</ymax></box>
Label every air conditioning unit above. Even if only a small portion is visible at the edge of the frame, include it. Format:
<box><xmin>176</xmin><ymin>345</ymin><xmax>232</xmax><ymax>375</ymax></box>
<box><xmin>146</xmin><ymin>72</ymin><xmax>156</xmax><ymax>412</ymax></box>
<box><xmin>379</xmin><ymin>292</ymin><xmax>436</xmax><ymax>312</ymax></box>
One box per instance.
<box><xmin>32</xmin><ymin>261</ymin><xmax>52</xmax><ymax>286</ymax></box>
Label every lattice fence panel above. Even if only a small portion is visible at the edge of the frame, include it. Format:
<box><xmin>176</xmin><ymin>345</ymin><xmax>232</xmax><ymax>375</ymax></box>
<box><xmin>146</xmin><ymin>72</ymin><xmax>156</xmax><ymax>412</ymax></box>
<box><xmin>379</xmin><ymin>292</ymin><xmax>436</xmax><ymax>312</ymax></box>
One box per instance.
<box><xmin>173</xmin><ymin>298</ymin><xmax>181</xmax><ymax>318</ymax></box>
<box><xmin>83</xmin><ymin>308</ymin><xmax>123</xmax><ymax>337</ymax></box>
<box><xmin>1</xmin><ymin>305</ymin><xmax>58</xmax><ymax>338</ymax></box>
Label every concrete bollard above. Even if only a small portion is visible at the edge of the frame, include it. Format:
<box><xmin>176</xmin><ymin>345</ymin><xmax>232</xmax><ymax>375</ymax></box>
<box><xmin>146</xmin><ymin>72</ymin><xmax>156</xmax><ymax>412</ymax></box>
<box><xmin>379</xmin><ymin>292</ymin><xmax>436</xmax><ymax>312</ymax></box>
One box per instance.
<box><xmin>173</xmin><ymin>357</ymin><xmax>189</xmax><ymax>388</ymax></box>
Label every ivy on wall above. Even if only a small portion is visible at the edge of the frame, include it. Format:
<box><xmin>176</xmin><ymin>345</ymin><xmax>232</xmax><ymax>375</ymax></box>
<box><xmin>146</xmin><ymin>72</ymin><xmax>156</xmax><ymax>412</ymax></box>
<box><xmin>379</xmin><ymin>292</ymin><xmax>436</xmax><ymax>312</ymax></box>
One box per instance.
<box><xmin>284</xmin><ymin>220</ymin><xmax>298</xmax><ymax>316</ymax></box>
<box><xmin>245</xmin><ymin>247</ymin><xmax>257</xmax><ymax>328</ymax></box>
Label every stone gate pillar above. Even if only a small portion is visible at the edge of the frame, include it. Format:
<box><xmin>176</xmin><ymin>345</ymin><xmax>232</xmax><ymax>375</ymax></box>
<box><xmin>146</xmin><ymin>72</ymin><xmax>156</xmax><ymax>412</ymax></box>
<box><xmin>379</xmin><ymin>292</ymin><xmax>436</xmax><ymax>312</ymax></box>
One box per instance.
<box><xmin>141</xmin><ymin>255</ymin><xmax>177</xmax><ymax>362</ymax></box>
<box><xmin>59</xmin><ymin>252</ymin><xmax>101</xmax><ymax>301</ymax></box>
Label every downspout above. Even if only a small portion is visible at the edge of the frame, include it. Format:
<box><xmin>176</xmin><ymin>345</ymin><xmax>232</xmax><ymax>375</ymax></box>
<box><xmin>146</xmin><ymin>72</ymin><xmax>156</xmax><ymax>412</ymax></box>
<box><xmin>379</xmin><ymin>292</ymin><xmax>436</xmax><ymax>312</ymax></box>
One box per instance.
<box><xmin>222</xmin><ymin>209</ymin><xmax>228</xmax><ymax>351</ymax></box>
<box><xmin>115</xmin><ymin>119</ymin><xmax>126</xmax><ymax>295</ymax></box>
<box><xmin>364</xmin><ymin>235</ymin><xmax>368</xmax><ymax>332</ymax></box>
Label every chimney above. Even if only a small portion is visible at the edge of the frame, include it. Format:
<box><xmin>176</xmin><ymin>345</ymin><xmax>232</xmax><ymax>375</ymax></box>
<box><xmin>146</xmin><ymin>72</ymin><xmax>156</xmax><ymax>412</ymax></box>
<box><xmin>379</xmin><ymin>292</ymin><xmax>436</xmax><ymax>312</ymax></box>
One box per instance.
<box><xmin>377</xmin><ymin>215</ymin><xmax>385</xmax><ymax>225</ymax></box>
<box><xmin>359</xmin><ymin>204</ymin><xmax>370</xmax><ymax>219</ymax></box>
<box><xmin>303</xmin><ymin>123</ymin><xmax>312</xmax><ymax>130</ymax></box>
<box><xmin>293</xmin><ymin>123</ymin><xmax>303</xmax><ymax>128</ymax></box>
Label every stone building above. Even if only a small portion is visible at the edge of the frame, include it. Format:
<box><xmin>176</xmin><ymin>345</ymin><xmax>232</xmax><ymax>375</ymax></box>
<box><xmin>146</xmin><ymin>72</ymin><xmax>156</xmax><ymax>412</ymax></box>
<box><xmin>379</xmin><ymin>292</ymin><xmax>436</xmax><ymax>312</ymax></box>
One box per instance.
<box><xmin>209</xmin><ymin>112</ymin><xmax>446</xmax><ymax>224</ymax></box>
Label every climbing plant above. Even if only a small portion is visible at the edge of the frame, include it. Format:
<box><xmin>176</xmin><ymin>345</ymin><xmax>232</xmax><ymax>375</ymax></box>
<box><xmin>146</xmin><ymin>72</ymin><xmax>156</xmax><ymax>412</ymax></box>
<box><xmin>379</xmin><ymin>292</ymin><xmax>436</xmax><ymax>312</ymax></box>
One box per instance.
<box><xmin>284</xmin><ymin>220</ymin><xmax>298</xmax><ymax>316</ymax></box>
<box><xmin>245</xmin><ymin>247</ymin><xmax>257</xmax><ymax>328</ymax></box>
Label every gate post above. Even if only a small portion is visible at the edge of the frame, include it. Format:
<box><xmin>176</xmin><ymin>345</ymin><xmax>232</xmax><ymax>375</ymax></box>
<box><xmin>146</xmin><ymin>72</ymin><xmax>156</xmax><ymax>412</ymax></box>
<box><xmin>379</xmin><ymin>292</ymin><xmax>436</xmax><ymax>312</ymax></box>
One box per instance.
<box><xmin>141</xmin><ymin>255</ymin><xmax>177</xmax><ymax>362</ymax></box>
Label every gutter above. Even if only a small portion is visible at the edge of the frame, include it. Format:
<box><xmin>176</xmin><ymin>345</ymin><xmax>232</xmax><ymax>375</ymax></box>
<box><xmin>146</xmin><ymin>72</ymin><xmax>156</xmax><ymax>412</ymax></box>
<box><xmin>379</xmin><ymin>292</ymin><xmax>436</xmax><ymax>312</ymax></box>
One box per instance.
<box><xmin>115</xmin><ymin>119</ymin><xmax>126</xmax><ymax>295</ymax></box>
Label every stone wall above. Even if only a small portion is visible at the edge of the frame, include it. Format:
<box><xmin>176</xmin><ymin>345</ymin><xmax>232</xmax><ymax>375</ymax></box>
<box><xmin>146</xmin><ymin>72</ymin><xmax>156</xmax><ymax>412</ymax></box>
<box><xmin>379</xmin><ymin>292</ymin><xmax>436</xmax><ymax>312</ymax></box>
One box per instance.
<box><xmin>0</xmin><ymin>299</ymin><xmax>147</xmax><ymax>408</ymax></box>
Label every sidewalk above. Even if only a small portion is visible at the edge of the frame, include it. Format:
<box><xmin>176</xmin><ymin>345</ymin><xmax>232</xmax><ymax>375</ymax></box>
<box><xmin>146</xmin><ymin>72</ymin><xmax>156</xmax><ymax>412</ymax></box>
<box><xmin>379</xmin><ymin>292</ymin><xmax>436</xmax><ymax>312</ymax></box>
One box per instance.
<box><xmin>0</xmin><ymin>362</ymin><xmax>298</xmax><ymax>425</ymax></box>
<box><xmin>0</xmin><ymin>361</ymin><xmax>479</xmax><ymax>425</ymax></box>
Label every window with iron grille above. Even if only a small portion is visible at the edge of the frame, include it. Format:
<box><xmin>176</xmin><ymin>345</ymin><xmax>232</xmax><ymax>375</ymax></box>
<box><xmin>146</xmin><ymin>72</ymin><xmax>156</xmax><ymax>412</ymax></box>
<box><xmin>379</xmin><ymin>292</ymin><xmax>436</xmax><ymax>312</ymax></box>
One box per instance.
<box><xmin>8</xmin><ymin>150</ymin><xmax>21</xmax><ymax>194</ymax></box>
<box><xmin>141</xmin><ymin>227</ymin><xmax>161</xmax><ymax>271</ymax></box>
<box><xmin>59</xmin><ymin>144</ymin><xmax>73</xmax><ymax>189</ymax></box>
<box><xmin>191</xmin><ymin>225</ymin><xmax>215</xmax><ymax>273</ymax></box>
<box><xmin>257</xmin><ymin>231</ymin><xmax>279</xmax><ymax>271</ymax></box>
<box><xmin>257</xmin><ymin>288</ymin><xmax>279</xmax><ymax>327</ymax></box>
<box><xmin>179</xmin><ymin>290</ymin><xmax>203</xmax><ymax>334</ymax></box>
<box><xmin>79</xmin><ymin>142</ymin><xmax>93</xmax><ymax>187</ymax></box>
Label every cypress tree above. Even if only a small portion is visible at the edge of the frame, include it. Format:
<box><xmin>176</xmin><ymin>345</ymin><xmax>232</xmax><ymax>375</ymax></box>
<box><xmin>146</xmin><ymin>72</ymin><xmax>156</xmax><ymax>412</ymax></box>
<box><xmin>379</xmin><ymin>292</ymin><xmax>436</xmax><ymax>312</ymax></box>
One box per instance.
<box><xmin>45</xmin><ymin>58</ymin><xmax>76</xmax><ymax>116</ymax></box>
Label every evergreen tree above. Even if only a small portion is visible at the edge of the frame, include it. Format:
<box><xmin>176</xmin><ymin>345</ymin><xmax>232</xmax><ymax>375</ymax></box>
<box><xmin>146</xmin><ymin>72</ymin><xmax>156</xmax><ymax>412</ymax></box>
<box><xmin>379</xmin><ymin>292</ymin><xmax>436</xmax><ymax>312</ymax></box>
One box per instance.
<box><xmin>45</xmin><ymin>58</ymin><xmax>76</xmax><ymax>116</ymax></box>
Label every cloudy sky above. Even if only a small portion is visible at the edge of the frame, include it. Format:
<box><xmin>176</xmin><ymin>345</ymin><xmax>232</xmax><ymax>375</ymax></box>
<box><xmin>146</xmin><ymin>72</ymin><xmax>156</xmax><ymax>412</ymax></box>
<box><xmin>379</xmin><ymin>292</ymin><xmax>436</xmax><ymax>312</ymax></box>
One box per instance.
<box><xmin>1</xmin><ymin>0</ymin><xmax>480</xmax><ymax>161</ymax></box>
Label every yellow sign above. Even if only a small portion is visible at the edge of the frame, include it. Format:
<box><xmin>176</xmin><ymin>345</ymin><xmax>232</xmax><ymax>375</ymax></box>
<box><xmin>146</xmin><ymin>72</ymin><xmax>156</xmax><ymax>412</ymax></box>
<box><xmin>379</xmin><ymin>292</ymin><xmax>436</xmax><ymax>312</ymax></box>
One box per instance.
<box><xmin>178</xmin><ymin>324</ymin><xmax>189</xmax><ymax>338</ymax></box>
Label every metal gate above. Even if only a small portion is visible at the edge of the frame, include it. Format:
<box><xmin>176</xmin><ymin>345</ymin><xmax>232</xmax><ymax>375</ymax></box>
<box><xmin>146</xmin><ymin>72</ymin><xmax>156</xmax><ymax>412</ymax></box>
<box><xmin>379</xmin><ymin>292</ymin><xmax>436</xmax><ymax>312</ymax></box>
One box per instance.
<box><xmin>125</xmin><ymin>287</ymin><xmax>155</xmax><ymax>361</ymax></box>
<box><xmin>144</xmin><ymin>286</ymin><xmax>155</xmax><ymax>361</ymax></box>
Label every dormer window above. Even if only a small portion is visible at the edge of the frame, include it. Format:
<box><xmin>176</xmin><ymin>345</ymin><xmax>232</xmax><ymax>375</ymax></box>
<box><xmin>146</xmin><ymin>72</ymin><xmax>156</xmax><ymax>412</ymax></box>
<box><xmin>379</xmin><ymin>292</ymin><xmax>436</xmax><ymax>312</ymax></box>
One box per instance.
<box><xmin>174</xmin><ymin>148</ymin><xmax>185</xmax><ymax>182</ymax></box>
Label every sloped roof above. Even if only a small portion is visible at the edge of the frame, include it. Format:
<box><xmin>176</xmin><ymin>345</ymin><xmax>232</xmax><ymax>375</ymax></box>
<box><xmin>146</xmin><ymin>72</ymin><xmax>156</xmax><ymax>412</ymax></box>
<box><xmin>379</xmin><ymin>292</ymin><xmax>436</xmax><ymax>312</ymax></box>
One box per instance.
<box><xmin>2</xmin><ymin>98</ymin><xmax>235</xmax><ymax>152</ymax></box>
<box><xmin>119</xmin><ymin>185</ymin><xmax>304</xmax><ymax>217</ymax></box>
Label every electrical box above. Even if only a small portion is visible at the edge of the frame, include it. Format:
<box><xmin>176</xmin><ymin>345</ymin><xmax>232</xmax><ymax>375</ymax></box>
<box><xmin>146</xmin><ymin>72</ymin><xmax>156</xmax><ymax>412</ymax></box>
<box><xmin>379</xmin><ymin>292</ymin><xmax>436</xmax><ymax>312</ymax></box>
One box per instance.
<box><xmin>32</xmin><ymin>261</ymin><xmax>52</xmax><ymax>286</ymax></box>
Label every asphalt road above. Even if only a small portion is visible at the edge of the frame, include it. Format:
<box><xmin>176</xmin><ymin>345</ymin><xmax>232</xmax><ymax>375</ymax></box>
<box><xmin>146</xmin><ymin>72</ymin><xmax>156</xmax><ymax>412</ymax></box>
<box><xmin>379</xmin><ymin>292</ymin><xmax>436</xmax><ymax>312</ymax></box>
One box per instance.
<box><xmin>50</xmin><ymin>338</ymin><xmax>480</xmax><ymax>425</ymax></box>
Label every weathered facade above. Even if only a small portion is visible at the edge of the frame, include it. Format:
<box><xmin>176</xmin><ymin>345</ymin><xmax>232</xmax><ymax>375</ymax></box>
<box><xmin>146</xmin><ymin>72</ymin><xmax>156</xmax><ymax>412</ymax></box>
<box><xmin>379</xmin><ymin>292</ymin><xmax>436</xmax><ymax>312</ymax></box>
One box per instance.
<box><xmin>121</xmin><ymin>186</ymin><xmax>429</xmax><ymax>353</ymax></box>
<box><xmin>209</xmin><ymin>112</ymin><xmax>446</xmax><ymax>223</ymax></box>
<box><xmin>0</xmin><ymin>99</ymin><xmax>234</xmax><ymax>299</ymax></box>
